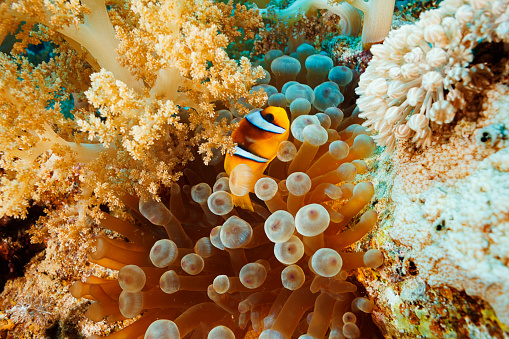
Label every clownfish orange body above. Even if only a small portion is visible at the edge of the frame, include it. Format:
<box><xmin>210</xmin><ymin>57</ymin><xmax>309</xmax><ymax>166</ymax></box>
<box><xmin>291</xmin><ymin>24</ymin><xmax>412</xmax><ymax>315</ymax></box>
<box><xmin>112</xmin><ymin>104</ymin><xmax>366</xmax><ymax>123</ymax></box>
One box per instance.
<box><xmin>225</xmin><ymin>106</ymin><xmax>290</xmax><ymax>210</ymax></box>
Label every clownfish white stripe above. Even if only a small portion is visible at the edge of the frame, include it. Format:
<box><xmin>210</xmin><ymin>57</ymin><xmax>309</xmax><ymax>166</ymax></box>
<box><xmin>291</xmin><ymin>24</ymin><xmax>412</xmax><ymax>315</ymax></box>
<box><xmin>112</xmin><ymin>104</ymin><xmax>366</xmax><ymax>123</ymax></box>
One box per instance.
<box><xmin>234</xmin><ymin>146</ymin><xmax>268</xmax><ymax>163</ymax></box>
<box><xmin>246</xmin><ymin>111</ymin><xmax>286</xmax><ymax>134</ymax></box>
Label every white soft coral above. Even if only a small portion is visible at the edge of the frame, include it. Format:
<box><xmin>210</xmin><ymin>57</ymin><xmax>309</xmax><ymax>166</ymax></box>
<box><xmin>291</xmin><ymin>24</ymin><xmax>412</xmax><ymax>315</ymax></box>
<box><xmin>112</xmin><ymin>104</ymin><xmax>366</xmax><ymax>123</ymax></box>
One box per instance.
<box><xmin>356</xmin><ymin>0</ymin><xmax>509</xmax><ymax>151</ymax></box>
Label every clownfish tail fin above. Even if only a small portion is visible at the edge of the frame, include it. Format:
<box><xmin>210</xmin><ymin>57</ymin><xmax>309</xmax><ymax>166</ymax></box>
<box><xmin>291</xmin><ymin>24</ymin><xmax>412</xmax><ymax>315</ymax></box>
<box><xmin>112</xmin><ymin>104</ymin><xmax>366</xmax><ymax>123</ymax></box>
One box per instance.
<box><xmin>231</xmin><ymin>193</ymin><xmax>254</xmax><ymax>212</ymax></box>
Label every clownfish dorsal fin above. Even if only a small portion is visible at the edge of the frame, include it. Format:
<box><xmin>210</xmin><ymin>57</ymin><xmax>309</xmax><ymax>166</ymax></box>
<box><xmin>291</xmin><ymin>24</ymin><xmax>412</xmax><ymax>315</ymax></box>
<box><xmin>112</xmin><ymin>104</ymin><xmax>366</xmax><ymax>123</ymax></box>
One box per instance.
<box><xmin>231</xmin><ymin>193</ymin><xmax>254</xmax><ymax>212</ymax></box>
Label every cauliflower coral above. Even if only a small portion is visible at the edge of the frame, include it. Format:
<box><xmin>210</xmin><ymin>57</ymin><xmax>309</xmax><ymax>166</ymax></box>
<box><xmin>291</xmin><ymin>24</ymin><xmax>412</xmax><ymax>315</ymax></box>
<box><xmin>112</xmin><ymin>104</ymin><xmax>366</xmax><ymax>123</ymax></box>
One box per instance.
<box><xmin>356</xmin><ymin>0</ymin><xmax>509</xmax><ymax>151</ymax></box>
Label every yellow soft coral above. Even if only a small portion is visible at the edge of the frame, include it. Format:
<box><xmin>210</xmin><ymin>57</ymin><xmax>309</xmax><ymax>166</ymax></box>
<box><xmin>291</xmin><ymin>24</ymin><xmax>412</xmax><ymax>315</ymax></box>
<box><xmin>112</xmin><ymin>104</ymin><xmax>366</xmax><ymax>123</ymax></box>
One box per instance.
<box><xmin>0</xmin><ymin>0</ymin><xmax>266</xmax><ymax>223</ymax></box>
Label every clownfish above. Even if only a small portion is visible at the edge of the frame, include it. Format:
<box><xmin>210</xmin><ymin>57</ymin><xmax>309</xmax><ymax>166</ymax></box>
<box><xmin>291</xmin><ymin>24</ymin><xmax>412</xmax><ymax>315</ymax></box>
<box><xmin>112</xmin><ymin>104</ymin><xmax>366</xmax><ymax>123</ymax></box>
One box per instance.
<box><xmin>225</xmin><ymin>106</ymin><xmax>290</xmax><ymax>211</ymax></box>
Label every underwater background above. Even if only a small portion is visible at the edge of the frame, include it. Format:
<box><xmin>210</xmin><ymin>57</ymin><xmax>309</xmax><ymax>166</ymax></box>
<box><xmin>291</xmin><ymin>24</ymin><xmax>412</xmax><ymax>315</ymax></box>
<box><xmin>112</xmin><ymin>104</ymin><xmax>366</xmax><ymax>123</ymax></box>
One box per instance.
<box><xmin>0</xmin><ymin>0</ymin><xmax>508</xmax><ymax>337</ymax></box>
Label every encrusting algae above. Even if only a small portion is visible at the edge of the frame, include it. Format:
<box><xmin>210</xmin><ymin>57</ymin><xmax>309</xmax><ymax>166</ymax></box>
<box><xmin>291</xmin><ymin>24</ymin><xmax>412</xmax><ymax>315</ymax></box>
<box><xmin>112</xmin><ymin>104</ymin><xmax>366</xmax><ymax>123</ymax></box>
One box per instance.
<box><xmin>0</xmin><ymin>0</ymin><xmax>508</xmax><ymax>338</ymax></box>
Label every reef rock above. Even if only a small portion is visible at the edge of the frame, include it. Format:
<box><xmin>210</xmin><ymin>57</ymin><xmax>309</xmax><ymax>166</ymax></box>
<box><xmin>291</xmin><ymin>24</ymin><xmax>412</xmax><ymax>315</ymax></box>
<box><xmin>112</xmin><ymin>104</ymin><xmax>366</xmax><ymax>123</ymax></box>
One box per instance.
<box><xmin>360</xmin><ymin>83</ymin><xmax>509</xmax><ymax>338</ymax></box>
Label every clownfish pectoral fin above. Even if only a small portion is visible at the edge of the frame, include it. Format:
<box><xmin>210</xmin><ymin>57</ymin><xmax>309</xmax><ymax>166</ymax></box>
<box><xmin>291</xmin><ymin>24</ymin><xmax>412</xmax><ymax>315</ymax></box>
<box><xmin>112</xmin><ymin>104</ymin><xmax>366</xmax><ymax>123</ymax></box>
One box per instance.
<box><xmin>231</xmin><ymin>193</ymin><xmax>254</xmax><ymax>212</ymax></box>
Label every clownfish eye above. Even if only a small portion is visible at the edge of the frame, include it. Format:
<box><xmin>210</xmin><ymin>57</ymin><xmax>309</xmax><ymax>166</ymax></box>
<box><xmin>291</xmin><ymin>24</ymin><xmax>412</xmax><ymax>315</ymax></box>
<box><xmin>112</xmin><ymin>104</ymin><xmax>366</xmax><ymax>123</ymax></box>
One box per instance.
<box><xmin>264</xmin><ymin>113</ymin><xmax>274</xmax><ymax>123</ymax></box>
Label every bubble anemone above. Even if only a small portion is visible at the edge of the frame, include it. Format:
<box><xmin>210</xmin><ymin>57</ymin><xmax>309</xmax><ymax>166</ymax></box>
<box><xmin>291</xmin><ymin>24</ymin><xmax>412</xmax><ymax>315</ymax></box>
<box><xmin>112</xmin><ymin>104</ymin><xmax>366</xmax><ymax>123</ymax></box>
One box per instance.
<box><xmin>74</xmin><ymin>45</ymin><xmax>382</xmax><ymax>339</ymax></box>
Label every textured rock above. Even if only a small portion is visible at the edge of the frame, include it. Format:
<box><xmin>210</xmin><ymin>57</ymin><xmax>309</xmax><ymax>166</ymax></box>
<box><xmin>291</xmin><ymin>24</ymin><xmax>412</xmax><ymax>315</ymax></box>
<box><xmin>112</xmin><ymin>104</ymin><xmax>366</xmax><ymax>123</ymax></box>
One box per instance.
<box><xmin>357</xmin><ymin>83</ymin><xmax>509</xmax><ymax>337</ymax></box>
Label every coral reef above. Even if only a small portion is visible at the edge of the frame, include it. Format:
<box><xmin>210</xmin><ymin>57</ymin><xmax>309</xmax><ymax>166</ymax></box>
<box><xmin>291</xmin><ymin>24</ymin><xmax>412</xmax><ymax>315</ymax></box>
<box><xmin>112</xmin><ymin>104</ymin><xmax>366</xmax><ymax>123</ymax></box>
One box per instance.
<box><xmin>253</xmin><ymin>6</ymin><xmax>346</xmax><ymax>56</ymax></box>
<box><xmin>0</xmin><ymin>0</ymin><xmax>508</xmax><ymax>338</ymax></box>
<box><xmin>0</xmin><ymin>212</ymin><xmax>100</xmax><ymax>338</ymax></box>
<box><xmin>258</xmin><ymin>0</ymin><xmax>395</xmax><ymax>50</ymax></box>
<box><xmin>356</xmin><ymin>80</ymin><xmax>509</xmax><ymax>337</ymax></box>
<box><xmin>389</xmin><ymin>82</ymin><xmax>509</xmax><ymax>327</ymax></box>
